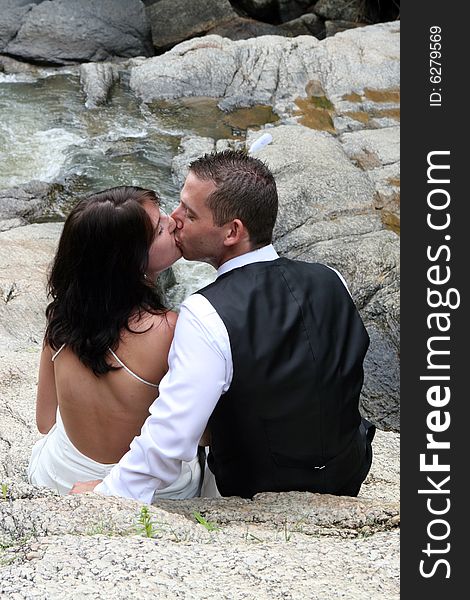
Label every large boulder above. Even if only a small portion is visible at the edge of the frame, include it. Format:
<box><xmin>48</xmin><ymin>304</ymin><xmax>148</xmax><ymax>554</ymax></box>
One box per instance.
<box><xmin>314</xmin><ymin>0</ymin><xmax>364</xmax><ymax>22</ymax></box>
<box><xmin>0</xmin><ymin>225</ymin><xmax>398</xmax><ymax>600</ymax></box>
<box><xmin>0</xmin><ymin>0</ymin><xmax>41</xmax><ymax>52</ymax></box>
<box><xmin>146</xmin><ymin>0</ymin><xmax>238</xmax><ymax>51</ymax></box>
<box><xmin>129</xmin><ymin>22</ymin><xmax>400</xmax><ymax>115</ymax></box>
<box><xmin>0</xmin><ymin>486</ymin><xmax>399</xmax><ymax>598</ymax></box>
<box><xmin>3</xmin><ymin>0</ymin><xmax>153</xmax><ymax>65</ymax></box>
<box><xmin>0</xmin><ymin>181</ymin><xmax>65</xmax><ymax>225</ymax></box>
<box><xmin>207</xmin><ymin>16</ymin><xmax>285</xmax><ymax>41</ymax></box>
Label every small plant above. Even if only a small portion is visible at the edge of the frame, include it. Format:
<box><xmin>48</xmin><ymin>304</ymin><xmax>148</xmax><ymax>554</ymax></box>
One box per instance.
<box><xmin>137</xmin><ymin>506</ymin><xmax>157</xmax><ymax>538</ymax></box>
<box><xmin>283</xmin><ymin>516</ymin><xmax>308</xmax><ymax>542</ymax></box>
<box><xmin>1</xmin><ymin>483</ymin><xmax>8</xmax><ymax>501</ymax></box>
<box><xmin>193</xmin><ymin>511</ymin><xmax>219</xmax><ymax>532</ymax></box>
<box><xmin>86</xmin><ymin>520</ymin><xmax>119</xmax><ymax>537</ymax></box>
<box><xmin>244</xmin><ymin>527</ymin><xmax>263</xmax><ymax>543</ymax></box>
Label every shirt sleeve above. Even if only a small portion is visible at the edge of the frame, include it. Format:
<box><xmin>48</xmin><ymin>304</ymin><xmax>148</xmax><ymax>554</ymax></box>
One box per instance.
<box><xmin>94</xmin><ymin>295</ymin><xmax>231</xmax><ymax>504</ymax></box>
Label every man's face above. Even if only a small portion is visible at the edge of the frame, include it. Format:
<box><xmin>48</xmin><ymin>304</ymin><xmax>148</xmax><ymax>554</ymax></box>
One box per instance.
<box><xmin>171</xmin><ymin>171</ymin><xmax>227</xmax><ymax>268</ymax></box>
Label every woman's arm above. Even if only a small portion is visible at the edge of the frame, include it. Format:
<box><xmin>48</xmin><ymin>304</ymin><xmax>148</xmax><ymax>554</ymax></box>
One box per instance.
<box><xmin>36</xmin><ymin>344</ymin><xmax>58</xmax><ymax>434</ymax></box>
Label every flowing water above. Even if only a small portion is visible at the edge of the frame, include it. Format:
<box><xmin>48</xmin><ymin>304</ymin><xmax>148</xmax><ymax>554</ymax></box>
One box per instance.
<box><xmin>0</xmin><ymin>69</ymin><xmax>278</xmax><ymax>214</ymax></box>
<box><xmin>0</xmin><ymin>68</ymin><xmax>278</xmax><ymax>296</ymax></box>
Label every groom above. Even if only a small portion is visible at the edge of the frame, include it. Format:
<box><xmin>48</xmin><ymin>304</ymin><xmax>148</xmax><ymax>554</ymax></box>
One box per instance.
<box><xmin>72</xmin><ymin>149</ymin><xmax>374</xmax><ymax>502</ymax></box>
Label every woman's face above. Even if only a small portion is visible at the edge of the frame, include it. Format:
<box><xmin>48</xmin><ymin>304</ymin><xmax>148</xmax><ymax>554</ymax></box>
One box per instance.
<box><xmin>143</xmin><ymin>201</ymin><xmax>182</xmax><ymax>276</ymax></box>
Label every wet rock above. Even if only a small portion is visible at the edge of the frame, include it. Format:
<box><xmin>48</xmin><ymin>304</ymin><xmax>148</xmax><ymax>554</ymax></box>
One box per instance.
<box><xmin>147</xmin><ymin>0</ymin><xmax>238</xmax><ymax>51</ymax></box>
<box><xmin>0</xmin><ymin>53</ymin><xmax>42</xmax><ymax>76</ymax></box>
<box><xmin>79</xmin><ymin>62</ymin><xmax>119</xmax><ymax>109</ymax></box>
<box><xmin>0</xmin><ymin>181</ymin><xmax>63</xmax><ymax>222</ymax></box>
<box><xmin>4</xmin><ymin>0</ymin><xmax>153</xmax><ymax>65</ymax></box>
<box><xmin>0</xmin><ymin>1</ymin><xmax>41</xmax><ymax>53</ymax></box>
<box><xmin>171</xmin><ymin>136</ymin><xmax>216</xmax><ymax>188</ymax></box>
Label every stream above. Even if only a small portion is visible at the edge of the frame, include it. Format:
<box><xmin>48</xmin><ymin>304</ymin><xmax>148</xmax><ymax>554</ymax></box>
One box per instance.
<box><xmin>0</xmin><ymin>68</ymin><xmax>278</xmax><ymax>300</ymax></box>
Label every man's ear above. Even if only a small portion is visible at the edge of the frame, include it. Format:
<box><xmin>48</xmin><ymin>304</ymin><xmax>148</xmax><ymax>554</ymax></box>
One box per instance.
<box><xmin>223</xmin><ymin>219</ymin><xmax>248</xmax><ymax>247</ymax></box>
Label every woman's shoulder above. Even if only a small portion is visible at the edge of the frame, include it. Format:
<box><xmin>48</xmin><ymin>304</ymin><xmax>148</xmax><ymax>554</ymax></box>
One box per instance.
<box><xmin>125</xmin><ymin>309</ymin><xmax>177</xmax><ymax>349</ymax></box>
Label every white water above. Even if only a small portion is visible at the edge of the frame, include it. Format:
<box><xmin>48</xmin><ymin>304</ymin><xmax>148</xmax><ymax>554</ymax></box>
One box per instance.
<box><xmin>0</xmin><ymin>70</ymin><xmax>274</xmax><ymax>295</ymax></box>
<box><xmin>0</xmin><ymin>71</ymin><xmax>181</xmax><ymax>208</ymax></box>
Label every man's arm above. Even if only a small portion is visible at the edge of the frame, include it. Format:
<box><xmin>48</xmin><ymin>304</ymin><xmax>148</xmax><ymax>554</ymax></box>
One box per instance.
<box><xmin>91</xmin><ymin>297</ymin><xmax>230</xmax><ymax>504</ymax></box>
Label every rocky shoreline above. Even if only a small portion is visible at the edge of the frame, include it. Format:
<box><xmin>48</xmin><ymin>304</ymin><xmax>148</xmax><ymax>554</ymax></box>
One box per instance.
<box><xmin>1</xmin><ymin>10</ymin><xmax>400</xmax><ymax>597</ymax></box>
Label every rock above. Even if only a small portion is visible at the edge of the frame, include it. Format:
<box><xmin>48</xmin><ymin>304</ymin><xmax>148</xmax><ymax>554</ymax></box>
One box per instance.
<box><xmin>325</xmin><ymin>19</ymin><xmax>366</xmax><ymax>37</ymax></box>
<box><xmin>0</xmin><ymin>53</ymin><xmax>42</xmax><ymax>76</ymax></box>
<box><xmin>0</xmin><ymin>181</ymin><xmax>60</xmax><ymax>222</ymax></box>
<box><xmin>341</xmin><ymin>126</ymin><xmax>400</xmax><ymax>171</ymax></box>
<box><xmin>341</xmin><ymin>126</ymin><xmax>400</xmax><ymax>232</ymax></box>
<box><xmin>0</xmin><ymin>224</ymin><xmax>61</xmax><ymax>482</ymax></box>
<box><xmin>0</xmin><ymin>0</ymin><xmax>41</xmax><ymax>53</ymax></box>
<box><xmin>171</xmin><ymin>136</ymin><xmax>216</xmax><ymax>188</ymax></box>
<box><xmin>79</xmin><ymin>62</ymin><xmax>119</xmax><ymax>109</ymax></box>
<box><xmin>276</xmin><ymin>0</ymin><xmax>318</xmax><ymax>23</ymax></box>
<box><xmin>129</xmin><ymin>22</ymin><xmax>400</xmax><ymax>115</ymax></box>
<box><xmin>146</xmin><ymin>0</ymin><xmax>238</xmax><ymax>51</ymax></box>
<box><xmin>207</xmin><ymin>16</ymin><xmax>284</xmax><ymax>41</ymax></box>
<box><xmin>4</xmin><ymin>0</ymin><xmax>153</xmax><ymax>65</ymax></box>
<box><xmin>0</xmin><ymin>217</ymin><xmax>28</xmax><ymax>232</ymax></box>
<box><xmin>314</xmin><ymin>0</ymin><xmax>364</xmax><ymax>22</ymax></box>
<box><xmin>0</xmin><ymin>428</ymin><xmax>399</xmax><ymax>597</ymax></box>
<box><xmin>0</xmin><ymin>218</ymin><xmax>399</xmax><ymax>597</ymax></box>
<box><xmin>280</xmin><ymin>13</ymin><xmax>324</xmax><ymax>38</ymax></box>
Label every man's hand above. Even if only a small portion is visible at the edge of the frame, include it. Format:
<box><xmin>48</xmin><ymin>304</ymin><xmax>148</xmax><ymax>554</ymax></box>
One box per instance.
<box><xmin>69</xmin><ymin>480</ymin><xmax>102</xmax><ymax>494</ymax></box>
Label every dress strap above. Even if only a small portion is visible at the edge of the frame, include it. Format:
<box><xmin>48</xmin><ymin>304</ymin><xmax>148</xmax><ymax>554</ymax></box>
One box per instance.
<box><xmin>51</xmin><ymin>344</ymin><xmax>66</xmax><ymax>362</ymax></box>
<box><xmin>107</xmin><ymin>348</ymin><xmax>159</xmax><ymax>389</ymax></box>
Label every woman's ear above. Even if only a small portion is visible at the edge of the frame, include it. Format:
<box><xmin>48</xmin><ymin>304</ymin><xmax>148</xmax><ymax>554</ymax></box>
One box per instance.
<box><xmin>223</xmin><ymin>219</ymin><xmax>248</xmax><ymax>247</ymax></box>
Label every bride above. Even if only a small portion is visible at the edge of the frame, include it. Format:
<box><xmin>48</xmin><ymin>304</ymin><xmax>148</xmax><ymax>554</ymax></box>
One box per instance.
<box><xmin>28</xmin><ymin>185</ymin><xmax>202</xmax><ymax>497</ymax></box>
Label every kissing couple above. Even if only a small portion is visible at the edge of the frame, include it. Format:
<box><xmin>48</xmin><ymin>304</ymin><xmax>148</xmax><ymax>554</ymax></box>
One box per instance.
<box><xmin>28</xmin><ymin>148</ymin><xmax>375</xmax><ymax>503</ymax></box>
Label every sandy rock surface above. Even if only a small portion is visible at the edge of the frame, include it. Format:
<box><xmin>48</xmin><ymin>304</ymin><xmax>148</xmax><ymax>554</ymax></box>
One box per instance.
<box><xmin>0</xmin><ymin>222</ymin><xmax>399</xmax><ymax>599</ymax></box>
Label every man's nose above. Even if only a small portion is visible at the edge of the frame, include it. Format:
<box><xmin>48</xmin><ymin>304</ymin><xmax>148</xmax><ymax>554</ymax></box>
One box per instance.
<box><xmin>170</xmin><ymin>205</ymin><xmax>183</xmax><ymax>229</ymax></box>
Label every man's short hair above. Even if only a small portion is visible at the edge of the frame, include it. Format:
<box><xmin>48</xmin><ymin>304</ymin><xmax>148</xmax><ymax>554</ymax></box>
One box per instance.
<box><xmin>189</xmin><ymin>149</ymin><xmax>278</xmax><ymax>248</ymax></box>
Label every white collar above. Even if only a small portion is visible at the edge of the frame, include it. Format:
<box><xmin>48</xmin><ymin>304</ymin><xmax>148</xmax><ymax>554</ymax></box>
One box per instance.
<box><xmin>217</xmin><ymin>244</ymin><xmax>279</xmax><ymax>278</ymax></box>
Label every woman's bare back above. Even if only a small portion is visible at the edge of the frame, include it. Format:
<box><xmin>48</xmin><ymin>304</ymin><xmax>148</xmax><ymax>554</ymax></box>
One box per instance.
<box><xmin>41</xmin><ymin>310</ymin><xmax>177</xmax><ymax>464</ymax></box>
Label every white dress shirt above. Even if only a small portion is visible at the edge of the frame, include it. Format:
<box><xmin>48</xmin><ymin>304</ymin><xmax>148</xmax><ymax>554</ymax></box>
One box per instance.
<box><xmin>95</xmin><ymin>245</ymin><xmax>349</xmax><ymax>503</ymax></box>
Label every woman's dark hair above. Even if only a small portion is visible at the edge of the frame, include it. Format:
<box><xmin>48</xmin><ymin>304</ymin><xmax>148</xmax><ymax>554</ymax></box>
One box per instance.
<box><xmin>45</xmin><ymin>186</ymin><xmax>167</xmax><ymax>375</ymax></box>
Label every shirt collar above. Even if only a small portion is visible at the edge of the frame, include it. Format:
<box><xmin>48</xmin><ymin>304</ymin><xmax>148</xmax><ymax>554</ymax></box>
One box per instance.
<box><xmin>217</xmin><ymin>244</ymin><xmax>279</xmax><ymax>278</ymax></box>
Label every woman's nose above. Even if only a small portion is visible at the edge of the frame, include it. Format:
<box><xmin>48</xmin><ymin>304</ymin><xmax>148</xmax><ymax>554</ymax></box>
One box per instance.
<box><xmin>167</xmin><ymin>214</ymin><xmax>176</xmax><ymax>233</ymax></box>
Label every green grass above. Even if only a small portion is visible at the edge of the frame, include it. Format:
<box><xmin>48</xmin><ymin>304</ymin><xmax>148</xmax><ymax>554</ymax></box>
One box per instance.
<box><xmin>193</xmin><ymin>511</ymin><xmax>219</xmax><ymax>532</ymax></box>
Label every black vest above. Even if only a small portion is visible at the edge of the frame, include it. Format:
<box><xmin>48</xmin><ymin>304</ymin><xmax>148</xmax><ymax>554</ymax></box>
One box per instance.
<box><xmin>198</xmin><ymin>257</ymin><xmax>370</xmax><ymax>498</ymax></box>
